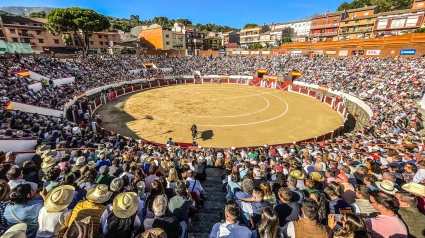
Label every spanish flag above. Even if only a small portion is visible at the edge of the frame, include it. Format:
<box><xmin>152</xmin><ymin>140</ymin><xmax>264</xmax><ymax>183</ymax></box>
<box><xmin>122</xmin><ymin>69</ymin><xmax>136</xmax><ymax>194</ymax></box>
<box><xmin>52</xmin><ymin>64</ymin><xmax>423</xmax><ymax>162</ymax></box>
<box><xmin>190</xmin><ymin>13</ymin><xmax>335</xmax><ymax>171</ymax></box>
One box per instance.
<box><xmin>13</xmin><ymin>70</ymin><xmax>30</xmax><ymax>78</ymax></box>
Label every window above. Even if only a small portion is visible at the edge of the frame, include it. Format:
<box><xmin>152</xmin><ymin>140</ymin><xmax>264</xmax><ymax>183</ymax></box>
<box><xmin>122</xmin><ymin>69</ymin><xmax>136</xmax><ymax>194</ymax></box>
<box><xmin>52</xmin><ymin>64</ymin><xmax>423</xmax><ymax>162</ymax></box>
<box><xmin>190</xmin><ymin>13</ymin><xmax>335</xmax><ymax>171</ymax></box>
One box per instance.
<box><xmin>89</xmin><ymin>34</ymin><xmax>92</xmax><ymax>38</ymax></box>
<box><xmin>418</xmin><ymin>3</ymin><xmax>424</xmax><ymax>7</ymax></box>
<box><xmin>54</xmin><ymin>39</ymin><xmax>59</xmax><ymax>44</ymax></box>
<box><xmin>166</xmin><ymin>41</ymin><xmax>170</xmax><ymax>45</ymax></box>
<box><xmin>355</xmin><ymin>20</ymin><xmax>359</xmax><ymax>23</ymax></box>
<box><xmin>173</xmin><ymin>35</ymin><xmax>176</xmax><ymax>39</ymax></box>
<box><xmin>390</xmin><ymin>19</ymin><xmax>406</xmax><ymax>28</ymax></box>
<box><xmin>89</xmin><ymin>41</ymin><xmax>93</xmax><ymax>45</ymax></box>
<box><xmin>100</xmin><ymin>42</ymin><xmax>104</xmax><ymax>45</ymax></box>
<box><xmin>38</xmin><ymin>39</ymin><xmax>44</xmax><ymax>43</ymax></box>
<box><xmin>99</xmin><ymin>35</ymin><xmax>102</xmax><ymax>38</ymax></box>
<box><xmin>36</xmin><ymin>30</ymin><xmax>41</xmax><ymax>35</ymax></box>
<box><xmin>166</xmin><ymin>34</ymin><xmax>169</xmax><ymax>38</ymax></box>
<box><xmin>406</xmin><ymin>16</ymin><xmax>419</xmax><ymax>27</ymax></box>
<box><xmin>10</xmin><ymin>29</ymin><xmax>16</xmax><ymax>34</ymax></box>
<box><xmin>365</xmin><ymin>12</ymin><xmax>369</xmax><ymax>16</ymax></box>
<box><xmin>113</xmin><ymin>36</ymin><xmax>116</xmax><ymax>39</ymax></box>
<box><xmin>377</xmin><ymin>19</ymin><xmax>388</xmax><ymax>29</ymax></box>
<box><xmin>12</xmin><ymin>38</ymin><xmax>18</xmax><ymax>42</ymax></box>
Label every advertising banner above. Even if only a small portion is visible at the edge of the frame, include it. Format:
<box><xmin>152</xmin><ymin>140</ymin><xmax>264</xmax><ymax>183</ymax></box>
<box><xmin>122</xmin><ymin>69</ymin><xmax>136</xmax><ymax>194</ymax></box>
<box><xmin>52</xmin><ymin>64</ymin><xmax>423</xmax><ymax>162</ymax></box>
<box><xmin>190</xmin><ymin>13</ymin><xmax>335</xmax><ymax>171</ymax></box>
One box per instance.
<box><xmin>400</xmin><ymin>49</ymin><xmax>416</xmax><ymax>56</ymax></box>
<box><xmin>241</xmin><ymin>51</ymin><xmax>249</xmax><ymax>55</ymax></box>
<box><xmin>326</xmin><ymin>51</ymin><xmax>336</xmax><ymax>55</ymax></box>
<box><xmin>219</xmin><ymin>50</ymin><xmax>226</xmax><ymax>54</ymax></box>
<box><xmin>232</xmin><ymin>51</ymin><xmax>240</xmax><ymax>54</ymax></box>
<box><xmin>262</xmin><ymin>51</ymin><xmax>271</xmax><ymax>54</ymax></box>
<box><xmin>251</xmin><ymin>51</ymin><xmax>259</xmax><ymax>54</ymax></box>
<box><xmin>272</xmin><ymin>50</ymin><xmax>280</xmax><ymax>55</ymax></box>
<box><xmin>366</xmin><ymin>50</ymin><xmax>381</xmax><ymax>56</ymax></box>
<box><xmin>338</xmin><ymin>50</ymin><xmax>348</xmax><ymax>56</ymax></box>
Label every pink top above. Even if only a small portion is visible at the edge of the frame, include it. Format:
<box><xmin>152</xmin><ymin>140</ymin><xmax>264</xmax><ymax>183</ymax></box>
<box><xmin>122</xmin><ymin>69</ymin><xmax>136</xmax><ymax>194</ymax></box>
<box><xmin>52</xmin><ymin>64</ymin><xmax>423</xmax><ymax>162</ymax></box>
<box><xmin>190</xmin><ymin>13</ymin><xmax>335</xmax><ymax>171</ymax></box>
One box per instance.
<box><xmin>364</xmin><ymin>214</ymin><xmax>408</xmax><ymax>238</ymax></box>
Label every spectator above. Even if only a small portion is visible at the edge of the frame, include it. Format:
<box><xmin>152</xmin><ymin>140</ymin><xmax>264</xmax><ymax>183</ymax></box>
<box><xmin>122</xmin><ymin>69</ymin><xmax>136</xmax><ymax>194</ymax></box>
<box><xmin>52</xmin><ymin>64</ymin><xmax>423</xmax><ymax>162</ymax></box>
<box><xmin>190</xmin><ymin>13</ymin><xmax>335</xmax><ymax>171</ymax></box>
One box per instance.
<box><xmin>323</xmin><ymin>186</ymin><xmax>353</xmax><ymax>214</ymax></box>
<box><xmin>96</xmin><ymin>165</ymin><xmax>115</xmax><ymax>188</ymax></box>
<box><xmin>352</xmin><ymin>185</ymin><xmax>377</xmax><ymax>218</ymax></box>
<box><xmin>37</xmin><ymin>185</ymin><xmax>75</xmax><ymax>238</ymax></box>
<box><xmin>287</xmin><ymin>176</ymin><xmax>305</xmax><ymax>204</ymax></box>
<box><xmin>327</xmin><ymin>213</ymin><xmax>368</xmax><ymax>238</ymax></box>
<box><xmin>4</xmin><ymin>184</ymin><xmax>44</xmax><ymax>238</ymax></box>
<box><xmin>100</xmin><ymin>192</ymin><xmax>141</xmax><ymax>237</ymax></box>
<box><xmin>274</xmin><ymin>187</ymin><xmax>300</xmax><ymax>227</ymax></box>
<box><xmin>143</xmin><ymin>195</ymin><xmax>183</xmax><ymax>238</ymax></box>
<box><xmin>0</xmin><ymin>180</ymin><xmax>11</xmax><ymax>235</ymax></box>
<box><xmin>239</xmin><ymin>187</ymin><xmax>271</xmax><ymax>228</ymax></box>
<box><xmin>68</xmin><ymin>184</ymin><xmax>111</xmax><ymax>236</ymax></box>
<box><xmin>210</xmin><ymin>200</ymin><xmax>251</xmax><ymax>238</ymax></box>
<box><xmin>168</xmin><ymin>180</ymin><xmax>194</xmax><ymax>223</ymax></box>
<box><xmin>363</xmin><ymin>191</ymin><xmax>407</xmax><ymax>238</ymax></box>
<box><xmin>254</xmin><ymin>207</ymin><xmax>284</xmax><ymax>238</ymax></box>
<box><xmin>337</xmin><ymin>174</ymin><xmax>356</xmax><ymax>204</ymax></box>
<box><xmin>395</xmin><ymin>191</ymin><xmax>425</xmax><ymax>238</ymax></box>
<box><xmin>285</xmin><ymin>198</ymin><xmax>332</xmax><ymax>238</ymax></box>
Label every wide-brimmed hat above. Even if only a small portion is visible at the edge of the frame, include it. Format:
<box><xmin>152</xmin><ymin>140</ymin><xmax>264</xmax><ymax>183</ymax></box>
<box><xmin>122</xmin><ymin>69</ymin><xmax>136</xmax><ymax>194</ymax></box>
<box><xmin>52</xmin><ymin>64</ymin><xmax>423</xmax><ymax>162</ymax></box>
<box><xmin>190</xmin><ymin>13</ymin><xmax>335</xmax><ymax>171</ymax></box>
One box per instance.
<box><xmin>289</xmin><ymin>170</ymin><xmax>305</xmax><ymax>180</ymax></box>
<box><xmin>145</xmin><ymin>157</ymin><xmax>154</xmax><ymax>164</ymax></box>
<box><xmin>41</xmin><ymin>156</ymin><xmax>56</xmax><ymax>169</ymax></box>
<box><xmin>110</xmin><ymin>178</ymin><xmax>124</xmax><ymax>192</ymax></box>
<box><xmin>375</xmin><ymin>180</ymin><xmax>398</xmax><ymax>195</ymax></box>
<box><xmin>217</xmin><ymin>152</ymin><xmax>223</xmax><ymax>158</ymax></box>
<box><xmin>137</xmin><ymin>228</ymin><xmax>167</xmax><ymax>238</ymax></box>
<box><xmin>1</xmin><ymin>223</ymin><xmax>27</xmax><ymax>238</ymax></box>
<box><xmin>86</xmin><ymin>184</ymin><xmax>113</xmax><ymax>203</ymax></box>
<box><xmin>22</xmin><ymin>160</ymin><xmax>37</xmax><ymax>169</ymax></box>
<box><xmin>310</xmin><ymin>172</ymin><xmax>324</xmax><ymax>182</ymax></box>
<box><xmin>402</xmin><ymin>182</ymin><xmax>425</xmax><ymax>197</ymax></box>
<box><xmin>76</xmin><ymin>157</ymin><xmax>86</xmax><ymax>166</ymax></box>
<box><xmin>44</xmin><ymin>185</ymin><xmax>75</xmax><ymax>212</ymax></box>
<box><xmin>42</xmin><ymin>150</ymin><xmax>57</xmax><ymax>159</ymax></box>
<box><xmin>87</xmin><ymin>161</ymin><xmax>96</xmax><ymax>169</ymax></box>
<box><xmin>113</xmin><ymin>192</ymin><xmax>139</xmax><ymax>218</ymax></box>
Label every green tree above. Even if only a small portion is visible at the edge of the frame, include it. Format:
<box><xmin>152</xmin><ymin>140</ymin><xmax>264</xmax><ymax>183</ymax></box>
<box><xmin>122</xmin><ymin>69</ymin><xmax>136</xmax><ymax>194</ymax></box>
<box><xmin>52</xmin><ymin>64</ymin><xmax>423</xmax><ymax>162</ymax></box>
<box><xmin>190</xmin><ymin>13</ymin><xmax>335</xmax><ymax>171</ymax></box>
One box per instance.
<box><xmin>129</xmin><ymin>14</ymin><xmax>140</xmax><ymax>22</ymax></box>
<box><xmin>250</xmin><ymin>42</ymin><xmax>262</xmax><ymax>49</ymax></box>
<box><xmin>414</xmin><ymin>27</ymin><xmax>425</xmax><ymax>33</ymax></box>
<box><xmin>337</xmin><ymin>0</ymin><xmax>412</xmax><ymax>11</ymax></box>
<box><xmin>243</xmin><ymin>23</ymin><xmax>259</xmax><ymax>29</ymax></box>
<box><xmin>29</xmin><ymin>11</ymin><xmax>46</xmax><ymax>18</ymax></box>
<box><xmin>337</xmin><ymin>2</ymin><xmax>351</xmax><ymax>10</ymax></box>
<box><xmin>46</xmin><ymin>7</ymin><xmax>110</xmax><ymax>56</ymax></box>
<box><xmin>62</xmin><ymin>34</ymin><xmax>72</xmax><ymax>46</ymax></box>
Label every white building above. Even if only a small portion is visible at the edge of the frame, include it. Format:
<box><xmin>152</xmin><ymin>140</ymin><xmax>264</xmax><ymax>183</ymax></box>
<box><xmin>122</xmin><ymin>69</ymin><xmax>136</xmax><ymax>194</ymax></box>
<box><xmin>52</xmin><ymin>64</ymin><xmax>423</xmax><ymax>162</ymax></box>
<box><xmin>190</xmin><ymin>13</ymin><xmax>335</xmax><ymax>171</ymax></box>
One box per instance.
<box><xmin>269</xmin><ymin>19</ymin><xmax>311</xmax><ymax>42</ymax></box>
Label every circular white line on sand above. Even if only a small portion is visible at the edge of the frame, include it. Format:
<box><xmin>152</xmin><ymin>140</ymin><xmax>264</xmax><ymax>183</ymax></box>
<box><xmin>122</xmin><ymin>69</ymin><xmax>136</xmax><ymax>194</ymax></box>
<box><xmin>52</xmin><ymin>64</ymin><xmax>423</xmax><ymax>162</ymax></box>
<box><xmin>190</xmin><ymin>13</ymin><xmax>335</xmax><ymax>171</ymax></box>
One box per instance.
<box><xmin>140</xmin><ymin>87</ymin><xmax>272</xmax><ymax>118</ymax></box>
<box><xmin>135</xmin><ymin>92</ymin><xmax>289</xmax><ymax>127</ymax></box>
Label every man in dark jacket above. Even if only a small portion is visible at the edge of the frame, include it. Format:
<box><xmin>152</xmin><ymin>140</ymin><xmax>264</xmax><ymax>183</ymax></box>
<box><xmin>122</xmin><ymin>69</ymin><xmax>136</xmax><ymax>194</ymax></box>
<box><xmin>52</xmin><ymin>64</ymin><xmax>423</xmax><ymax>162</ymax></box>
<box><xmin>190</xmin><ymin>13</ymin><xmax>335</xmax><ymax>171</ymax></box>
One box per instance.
<box><xmin>274</xmin><ymin>187</ymin><xmax>301</xmax><ymax>227</ymax></box>
<box><xmin>144</xmin><ymin>195</ymin><xmax>183</xmax><ymax>238</ymax></box>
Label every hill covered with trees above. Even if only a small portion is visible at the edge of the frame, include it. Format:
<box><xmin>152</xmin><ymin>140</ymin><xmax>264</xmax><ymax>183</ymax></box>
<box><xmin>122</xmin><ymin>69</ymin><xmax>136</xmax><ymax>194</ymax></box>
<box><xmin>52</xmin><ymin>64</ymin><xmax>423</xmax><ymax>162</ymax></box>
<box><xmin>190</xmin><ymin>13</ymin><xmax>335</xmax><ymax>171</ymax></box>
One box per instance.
<box><xmin>337</xmin><ymin>0</ymin><xmax>414</xmax><ymax>12</ymax></box>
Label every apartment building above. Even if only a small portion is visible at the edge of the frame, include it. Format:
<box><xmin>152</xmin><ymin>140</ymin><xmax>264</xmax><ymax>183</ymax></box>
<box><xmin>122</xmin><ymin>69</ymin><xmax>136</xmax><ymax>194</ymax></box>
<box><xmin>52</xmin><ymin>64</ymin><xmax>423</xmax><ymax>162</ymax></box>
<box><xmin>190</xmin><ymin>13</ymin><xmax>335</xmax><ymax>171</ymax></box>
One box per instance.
<box><xmin>338</xmin><ymin>6</ymin><xmax>379</xmax><ymax>40</ymax></box>
<box><xmin>239</xmin><ymin>25</ymin><xmax>270</xmax><ymax>48</ymax></box>
<box><xmin>0</xmin><ymin>15</ymin><xmax>120</xmax><ymax>54</ymax></box>
<box><xmin>185</xmin><ymin>28</ymin><xmax>205</xmax><ymax>55</ymax></box>
<box><xmin>270</xmin><ymin>19</ymin><xmax>311</xmax><ymax>42</ymax></box>
<box><xmin>204</xmin><ymin>36</ymin><xmax>222</xmax><ymax>50</ymax></box>
<box><xmin>219</xmin><ymin>31</ymin><xmax>239</xmax><ymax>46</ymax></box>
<box><xmin>310</xmin><ymin>11</ymin><xmax>348</xmax><ymax>42</ymax></box>
<box><xmin>373</xmin><ymin>0</ymin><xmax>425</xmax><ymax>37</ymax></box>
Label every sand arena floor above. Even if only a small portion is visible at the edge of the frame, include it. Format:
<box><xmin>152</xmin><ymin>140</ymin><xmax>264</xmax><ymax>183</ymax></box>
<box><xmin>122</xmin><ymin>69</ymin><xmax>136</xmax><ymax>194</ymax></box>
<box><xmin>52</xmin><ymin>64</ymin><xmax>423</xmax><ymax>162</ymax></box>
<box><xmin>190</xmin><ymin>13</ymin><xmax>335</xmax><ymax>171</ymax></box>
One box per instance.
<box><xmin>97</xmin><ymin>84</ymin><xmax>343</xmax><ymax>148</ymax></box>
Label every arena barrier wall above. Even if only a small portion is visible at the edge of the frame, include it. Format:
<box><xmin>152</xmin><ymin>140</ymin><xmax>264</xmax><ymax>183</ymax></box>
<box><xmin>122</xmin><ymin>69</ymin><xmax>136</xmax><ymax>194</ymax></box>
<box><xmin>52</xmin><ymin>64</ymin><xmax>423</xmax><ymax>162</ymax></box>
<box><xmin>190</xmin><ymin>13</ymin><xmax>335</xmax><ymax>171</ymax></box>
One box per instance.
<box><xmin>29</xmin><ymin>70</ymin><xmax>49</xmax><ymax>81</ymax></box>
<box><xmin>82</xmin><ymin>77</ymin><xmax>352</xmax><ymax>149</ymax></box>
<box><xmin>10</xmin><ymin>101</ymin><xmax>65</xmax><ymax>118</ymax></box>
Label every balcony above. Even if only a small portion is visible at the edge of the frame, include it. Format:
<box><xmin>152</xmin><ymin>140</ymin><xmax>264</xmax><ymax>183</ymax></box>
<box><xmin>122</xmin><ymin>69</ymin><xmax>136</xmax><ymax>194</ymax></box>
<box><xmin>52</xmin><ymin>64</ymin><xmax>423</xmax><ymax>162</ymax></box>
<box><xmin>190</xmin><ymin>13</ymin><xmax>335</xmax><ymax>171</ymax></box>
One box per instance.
<box><xmin>18</xmin><ymin>32</ymin><xmax>34</xmax><ymax>37</ymax></box>
<box><xmin>311</xmin><ymin>32</ymin><xmax>338</xmax><ymax>37</ymax></box>
<box><xmin>240</xmin><ymin>33</ymin><xmax>260</xmax><ymax>37</ymax></box>
<box><xmin>310</xmin><ymin>23</ymin><xmax>339</xmax><ymax>29</ymax></box>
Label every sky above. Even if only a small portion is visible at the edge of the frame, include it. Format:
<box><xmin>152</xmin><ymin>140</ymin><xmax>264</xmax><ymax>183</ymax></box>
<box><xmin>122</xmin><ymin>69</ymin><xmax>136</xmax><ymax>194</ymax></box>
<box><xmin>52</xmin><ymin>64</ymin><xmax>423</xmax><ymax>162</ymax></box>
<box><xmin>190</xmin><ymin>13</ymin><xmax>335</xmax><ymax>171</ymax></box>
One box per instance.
<box><xmin>2</xmin><ymin>0</ymin><xmax>344</xmax><ymax>28</ymax></box>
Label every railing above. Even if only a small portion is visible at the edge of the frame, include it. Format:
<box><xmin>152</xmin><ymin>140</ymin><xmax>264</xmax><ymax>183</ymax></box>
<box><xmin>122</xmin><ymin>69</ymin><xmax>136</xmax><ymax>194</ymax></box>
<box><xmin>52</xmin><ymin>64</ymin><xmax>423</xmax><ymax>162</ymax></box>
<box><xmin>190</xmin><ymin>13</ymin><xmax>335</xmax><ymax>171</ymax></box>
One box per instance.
<box><xmin>311</xmin><ymin>32</ymin><xmax>338</xmax><ymax>37</ymax></box>
<box><xmin>81</xmin><ymin>78</ymin><xmax>349</xmax><ymax>150</ymax></box>
<box><xmin>310</xmin><ymin>23</ymin><xmax>339</xmax><ymax>29</ymax></box>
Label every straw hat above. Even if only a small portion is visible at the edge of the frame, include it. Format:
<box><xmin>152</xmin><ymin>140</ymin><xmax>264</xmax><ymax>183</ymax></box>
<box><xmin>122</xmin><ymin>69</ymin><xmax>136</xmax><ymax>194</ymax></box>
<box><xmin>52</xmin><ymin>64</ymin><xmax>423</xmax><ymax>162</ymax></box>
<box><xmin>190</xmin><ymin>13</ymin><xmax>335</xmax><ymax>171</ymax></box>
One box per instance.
<box><xmin>145</xmin><ymin>157</ymin><xmax>154</xmax><ymax>164</ymax></box>
<box><xmin>41</xmin><ymin>156</ymin><xmax>56</xmax><ymax>169</ymax></box>
<box><xmin>86</xmin><ymin>184</ymin><xmax>113</xmax><ymax>203</ymax></box>
<box><xmin>76</xmin><ymin>156</ymin><xmax>86</xmax><ymax>166</ymax></box>
<box><xmin>402</xmin><ymin>182</ymin><xmax>425</xmax><ymax>197</ymax></box>
<box><xmin>1</xmin><ymin>223</ymin><xmax>27</xmax><ymax>238</ymax></box>
<box><xmin>44</xmin><ymin>185</ymin><xmax>75</xmax><ymax>212</ymax></box>
<box><xmin>289</xmin><ymin>170</ymin><xmax>305</xmax><ymax>180</ymax></box>
<box><xmin>22</xmin><ymin>161</ymin><xmax>37</xmax><ymax>169</ymax></box>
<box><xmin>110</xmin><ymin>178</ymin><xmax>124</xmax><ymax>193</ymax></box>
<box><xmin>42</xmin><ymin>150</ymin><xmax>57</xmax><ymax>159</ymax></box>
<box><xmin>137</xmin><ymin>228</ymin><xmax>167</xmax><ymax>238</ymax></box>
<box><xmin>310</xmin><ymin>172</ymin><xmax>324</xmax><ymax>182</ymax></box>
<box><xmin>375</xmin><ymin>180</ymin><xmax>398</xmax><ymax>195</ymax></box>
<box><xmin>87</xmin><ymin>161</ymin><xmax>96</xmax><ymax>169</ymax></box>
<box><xmin>36</xmin><ymin>144</ymin><xmax>51</xmax><ymax>155</ymax></box>
<box><xmin>113</xmin><ymin>192</ymin><xmax>139</xmax><ymax>218</ymax></box>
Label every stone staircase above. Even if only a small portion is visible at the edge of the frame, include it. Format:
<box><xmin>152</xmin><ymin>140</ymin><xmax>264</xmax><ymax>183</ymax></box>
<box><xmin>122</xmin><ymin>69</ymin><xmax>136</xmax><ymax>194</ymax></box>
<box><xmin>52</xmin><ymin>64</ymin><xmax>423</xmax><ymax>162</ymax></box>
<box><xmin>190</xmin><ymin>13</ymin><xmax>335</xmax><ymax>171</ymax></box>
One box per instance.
<box><xmin>188</xmin><ymin>168</ymin><xmax>225</xmax><ymax>238</ymax></box>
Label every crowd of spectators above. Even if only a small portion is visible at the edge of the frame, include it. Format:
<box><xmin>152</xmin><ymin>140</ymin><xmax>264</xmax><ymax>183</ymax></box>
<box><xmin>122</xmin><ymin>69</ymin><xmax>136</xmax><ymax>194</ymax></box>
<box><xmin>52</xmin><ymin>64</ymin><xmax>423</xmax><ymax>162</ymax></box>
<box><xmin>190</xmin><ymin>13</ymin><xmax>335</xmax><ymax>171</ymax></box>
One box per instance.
<box><xmin>0</xmin><ymin>54</ymin><xmax>425</xmax><ymax>237</ymax></box>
